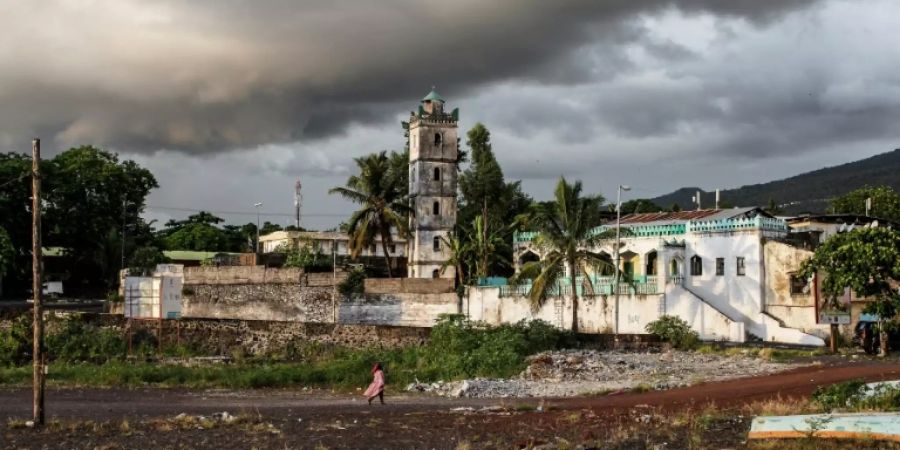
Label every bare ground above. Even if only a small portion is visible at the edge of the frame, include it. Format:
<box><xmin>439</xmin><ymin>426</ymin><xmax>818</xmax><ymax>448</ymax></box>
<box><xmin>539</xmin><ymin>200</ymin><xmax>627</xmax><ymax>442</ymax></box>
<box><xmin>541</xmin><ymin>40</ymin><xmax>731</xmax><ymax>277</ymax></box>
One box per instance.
<box><xmin>3</xmin><ymin>358</ymin><xmax>900</xmax><ymax>449</ymax></box>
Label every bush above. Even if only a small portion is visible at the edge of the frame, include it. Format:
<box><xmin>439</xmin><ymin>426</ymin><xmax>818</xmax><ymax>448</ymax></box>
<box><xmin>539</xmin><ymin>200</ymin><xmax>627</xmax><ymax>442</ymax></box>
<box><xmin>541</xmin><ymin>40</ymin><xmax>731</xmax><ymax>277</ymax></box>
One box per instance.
<box><xmin>424</xmin><ymin>315</ymin><xmax>568</xmax><ymax>379</ymax></box>
<box><xmin>45</xmin><ymin>318</ymin><xmax>126</xmax><ymax>363</ymax></box>
<box><xmin>645</xmin><ymin>315</ymin><xmax>699</xmax><ymax>350</ymax></box>
<box><xmin>812</xmin><ymin>379</ymin><xmax>867</xmax><ymax>410</ymax></box>
<box><xmin>338</xmin><ymin>268</ymin><xmax>366</xmax><ymax>297</ymax></box>
<box><xmin>0</xmin><ymin>316</ymin><xmax>32</xmax><ymax>366</ymax></box>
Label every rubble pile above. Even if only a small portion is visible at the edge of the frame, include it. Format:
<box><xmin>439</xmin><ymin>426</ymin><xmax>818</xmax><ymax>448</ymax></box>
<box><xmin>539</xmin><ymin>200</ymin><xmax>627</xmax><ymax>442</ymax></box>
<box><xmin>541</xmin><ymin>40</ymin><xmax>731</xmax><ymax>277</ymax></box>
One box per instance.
<box><xmin>407</xmin><ymin>349</ymin><xmax>799</xmax><ymax>398</ymax></box>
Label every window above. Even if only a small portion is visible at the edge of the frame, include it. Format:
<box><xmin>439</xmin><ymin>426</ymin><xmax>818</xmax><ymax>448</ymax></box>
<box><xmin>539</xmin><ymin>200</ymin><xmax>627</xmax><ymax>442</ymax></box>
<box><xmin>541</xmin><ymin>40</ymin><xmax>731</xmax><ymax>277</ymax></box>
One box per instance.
<box><xmin>790</xmin><ymin>274</ymin><xmax>810</xmax><ymax>295</ymax></box>
<box><xmin>370</xmin><ymin>244</ymin><xmax>376</xmax><ymax>254</ymax></box>
<box><xmin>389</xmin><ymin>244</ymin><xmax>396</xmax><ymax>254</ymax></box>
<box><xmin>434</xmin><ymin>133</ymin><xmax>442</xmax><ymax>145</ymax></box>
<box><xmin>736</xmin><ymin>257</ymin><xmax>746</xmax><ymax>276</ymax></box>
<box><xmin>690</xmin><ymin>255</ymin><xmax>703</xmax><ymax>276</ymax></box>
<box><xmin>433</xmin><ymin>201</ymin><xmax>440</xmax><ymax>216</ymax></box>
<box><xmin>433</xmin><ymin>167</ymin><xmax>440</xmax><ymax>181</ymax></box>
<box><xmin>433</xmin><ymin>236</ymin><xmax>441</xmax><ymax>252</ymax></box>
<box><xmin>715</xmin><ymin>258</ymin><xmax>725</xmax><ymax>276</ymax></box>
<box><xmin>432</xmin><ymin>269</ymin><xmax>440</xmax><ymax>278</ymax></box>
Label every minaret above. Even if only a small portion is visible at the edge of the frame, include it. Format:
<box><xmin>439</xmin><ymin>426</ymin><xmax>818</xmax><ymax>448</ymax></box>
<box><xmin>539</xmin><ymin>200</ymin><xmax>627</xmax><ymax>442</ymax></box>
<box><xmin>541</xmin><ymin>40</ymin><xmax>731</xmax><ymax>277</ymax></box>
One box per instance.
<box><xmin>406</xmin><ymin>89</ymin><xmax>458</xmax><ymax>279</ymax></box>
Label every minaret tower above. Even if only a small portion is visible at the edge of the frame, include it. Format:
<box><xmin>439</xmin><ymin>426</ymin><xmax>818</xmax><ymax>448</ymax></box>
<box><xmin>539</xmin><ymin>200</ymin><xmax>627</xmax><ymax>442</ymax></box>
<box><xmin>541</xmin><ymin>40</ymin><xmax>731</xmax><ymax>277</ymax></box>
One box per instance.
<box><xmin>406</xmin><ymin>89</ymin><xmax>458</xmax><ymax>279</ymax></box>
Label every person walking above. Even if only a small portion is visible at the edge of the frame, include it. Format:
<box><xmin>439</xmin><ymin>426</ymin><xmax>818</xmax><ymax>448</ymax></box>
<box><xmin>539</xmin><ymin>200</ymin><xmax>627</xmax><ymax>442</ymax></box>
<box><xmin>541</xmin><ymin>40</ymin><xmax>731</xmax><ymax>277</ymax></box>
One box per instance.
<box><xmin>364</xmin><ymin>362</ymin><xmax>386</xmax><ymax>405</ymax></box>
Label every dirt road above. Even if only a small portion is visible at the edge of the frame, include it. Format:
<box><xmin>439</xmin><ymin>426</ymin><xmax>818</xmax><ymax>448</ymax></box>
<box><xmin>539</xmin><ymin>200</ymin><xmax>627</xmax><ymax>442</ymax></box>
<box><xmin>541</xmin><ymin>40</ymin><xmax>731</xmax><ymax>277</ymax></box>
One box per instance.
<box><xmin>3</xmin><ymin>359</ymin><xmax>900</xmax><ymax>449</ymax></box>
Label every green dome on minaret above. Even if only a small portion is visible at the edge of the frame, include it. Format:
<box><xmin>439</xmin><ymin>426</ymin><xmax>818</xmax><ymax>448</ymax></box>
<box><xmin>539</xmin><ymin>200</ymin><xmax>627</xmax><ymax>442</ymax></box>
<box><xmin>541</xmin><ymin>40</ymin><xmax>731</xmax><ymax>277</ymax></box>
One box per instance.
<box><xmin>422</xmin><ymin>88</ymin><xmax>444</xmax><ymax>103</ymax></box>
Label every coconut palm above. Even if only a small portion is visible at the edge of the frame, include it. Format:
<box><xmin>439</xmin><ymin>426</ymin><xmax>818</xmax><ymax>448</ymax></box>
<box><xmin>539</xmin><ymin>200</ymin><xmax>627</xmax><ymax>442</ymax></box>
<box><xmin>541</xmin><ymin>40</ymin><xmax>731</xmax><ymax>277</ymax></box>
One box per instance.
<box><xmin>439</xmin><ymin>231</ymin><xmax>472</xmax><ymax>288</ymax></box>
<box><xmin>511</xmin><ymin>177</ymin><xmax>615</xmax><ymax>332</ymax></box>
<box><xmin>468</xmin><ymin>214</ymin><xmax>511</xmax><ymax>280</ymax></box>
<box><xmin>329</xmin><ymin>151</ymin><xmax>408</xmax><ymax>277</ymax></box>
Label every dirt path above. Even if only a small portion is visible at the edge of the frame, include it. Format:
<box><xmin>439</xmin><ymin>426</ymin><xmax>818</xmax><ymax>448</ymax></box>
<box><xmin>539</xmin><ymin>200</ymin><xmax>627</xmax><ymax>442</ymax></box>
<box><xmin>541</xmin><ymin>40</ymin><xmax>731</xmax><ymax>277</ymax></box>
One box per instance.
<box><xmin>3</xmin><ymin>359</ymin><xmax>900</xmax><ymax>449</ymax></box>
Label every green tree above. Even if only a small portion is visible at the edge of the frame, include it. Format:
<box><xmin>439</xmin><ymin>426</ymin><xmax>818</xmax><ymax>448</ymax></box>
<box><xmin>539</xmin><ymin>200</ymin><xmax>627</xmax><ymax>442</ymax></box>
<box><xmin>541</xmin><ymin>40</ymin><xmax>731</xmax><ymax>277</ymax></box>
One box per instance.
<box><xmin>128</xmin><ymin>246</ymin><xmax>169</xmax><ymax>276</ymax></box>
<box><xmin>161</xmin><ymin>212</ymin><xmax>241</xmax><ymax>252</ymax></box>
<box><xmin>439</xmin><ymin>231</ymin><xmax>473</xmax><ymax>288</ymax></box>
<box><xmin>281</xmin><ymin>239</ymin><xmax>330</xmax><ymax>271</ymax></box>
<box><xmin>618</xmin><ymin>199</ymin><xmax>664</xmax><ymax>214</ymax></box>
<box><xmin>0</xmin><ymin>228</ymin><xmax>13</xmax><ymax>297</ymax></box>
<box><xmin>765</xmin><ymin>197</ymin><xmax>784</xmax><ymax>215</ymax></box>
<box><xmin>458</xmin><ymin>123</ymin><xmax>532</xmax><ymax>276</ymax></box>
<box><xmin>0</xmin><ymin>153</ymin><xmax>32</xmax><ymax>292</ymax></box>
<box><xmin>468</xmin><ymin>214</ymin><xmax>510</xmax><ymax>280</ymax></box>
<box><xmin>800</xmin><ymin>228</ymin><xmax>900</xmax><ymax>356</ymax></box>
<box><xmin>511</xmin><ymin>177</ymin><xmax>613</xmax><ymax>332</ymax></box>
<box><xmin>329</xmin><ymin>151</ymin><xmax>409</xmax><ymax>277</ymax></box>
<box><xmin>830</xmin><ymin>186</ymin><xmax>900</xmax><ymax>222</ymax></box>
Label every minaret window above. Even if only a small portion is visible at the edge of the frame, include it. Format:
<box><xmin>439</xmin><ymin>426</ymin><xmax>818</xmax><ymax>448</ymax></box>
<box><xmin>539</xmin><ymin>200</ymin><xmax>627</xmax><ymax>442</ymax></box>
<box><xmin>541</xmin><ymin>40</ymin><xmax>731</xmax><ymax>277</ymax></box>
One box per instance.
<box><xmin>433</xmin><ymin>236</ymin><xmax>441</xmax><ymax>252</ymax></box>
<box><xmin>434</xmin><ymin>133</ymin><xmax>442</xmax><ymax>145</ymax></box>
<box><xmin>433</xmin><ymin>167</ymin><xmax>440</xmax><ymax>181</ymax></box>
<box><xmin>433</xmin><ymin>201</ymin><xmax>440</xmax><ymax>216</ymax></box>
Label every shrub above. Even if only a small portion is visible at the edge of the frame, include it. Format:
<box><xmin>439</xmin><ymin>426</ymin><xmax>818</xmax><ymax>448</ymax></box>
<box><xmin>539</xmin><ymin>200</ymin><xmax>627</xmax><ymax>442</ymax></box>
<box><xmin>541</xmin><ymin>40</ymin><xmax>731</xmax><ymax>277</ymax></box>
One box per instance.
<box><xmin>645</xmin><ymin>315</ymin><xmax>699</xmax><ymax>350</ymax></box>
<box><xmin>338</xmin><ymin>268</ymin><xmax>366</xmax><ymax>297</ymax></box>
<box><xmin>0</xmin><ymin>316</ymin><xmax>32</xmax><ymax>366</ymax></box>
<box><xmin>45</xmin><ymin>318</ymin><xmax>126</xmax><ymax>363</ymax></box>
<box><xmin>812</xmin><ymin>379</ymin><xmax>866</xmax><ymax>410</ymax></box>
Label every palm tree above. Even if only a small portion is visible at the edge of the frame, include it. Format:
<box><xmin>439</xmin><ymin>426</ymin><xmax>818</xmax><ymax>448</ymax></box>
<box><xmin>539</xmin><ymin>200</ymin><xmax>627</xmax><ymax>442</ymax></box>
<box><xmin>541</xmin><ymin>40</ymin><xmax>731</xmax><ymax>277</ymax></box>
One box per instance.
<box><xmin>468</xmin><ymin>214</ymin><xmax>511</xmax><ymax>280</ymax></box>
<box><xmin>511</xmin><ymin>177</ymin><xmax>613</xmax><ymax>333</ymax></box>
<box><xmin>439</xmin><ymin>231</ymin><xmax>472</xmax><ymax>289</ymax></box>
<box><xmin>329</xmin><ymin>151</ymin><xmax>408</xmax><ymax>277</ymax></box>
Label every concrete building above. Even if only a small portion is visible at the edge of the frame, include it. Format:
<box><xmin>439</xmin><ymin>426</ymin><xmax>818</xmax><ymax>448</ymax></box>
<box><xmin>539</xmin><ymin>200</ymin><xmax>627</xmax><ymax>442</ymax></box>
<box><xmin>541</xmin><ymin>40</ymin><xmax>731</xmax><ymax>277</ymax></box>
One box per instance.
<box><xmin>467</xmin><ymin>207</ymin><xmax>826</xmax><ymax>346</ymax></box>
<box><xmin>786</xmin><ymin>213</ymin><xmax>898</xmax><ymax>244</ymax></box>
<box><xmin>406</xmin><ymin>89</ymin><xmax>458</xmax><ymax>279</ymax></box>
<box><xmin>259</xmin><ymin>230</ymin><xmax>407</xmax><ymax>259</ymax></box>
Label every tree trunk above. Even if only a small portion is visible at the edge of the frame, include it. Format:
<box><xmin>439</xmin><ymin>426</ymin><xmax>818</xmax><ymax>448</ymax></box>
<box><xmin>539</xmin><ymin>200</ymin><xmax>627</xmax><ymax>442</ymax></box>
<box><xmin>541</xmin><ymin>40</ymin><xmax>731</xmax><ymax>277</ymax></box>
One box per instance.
<box><xmin>880</xmin><ymin>321</ymin><xmax>890</xmax><ymax>357</ymax></box>
<box><xmin>570</xmin><ymin>258</ymin><xmax>578</xmax><ymax>334</ymax></box>
<box><xmin>380</xmin><ymin>233</ymin><xmax>393</xmax><ymax>278</ymax></box>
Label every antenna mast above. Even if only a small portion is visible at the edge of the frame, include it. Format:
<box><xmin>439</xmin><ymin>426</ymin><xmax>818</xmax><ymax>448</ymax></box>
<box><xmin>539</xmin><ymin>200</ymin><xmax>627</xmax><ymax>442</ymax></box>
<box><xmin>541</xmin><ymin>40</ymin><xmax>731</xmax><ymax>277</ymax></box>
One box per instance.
<box><xmin>294</xmin><ymin>179</ymin><xmax>303</xmax><ymax>228</ymax></box>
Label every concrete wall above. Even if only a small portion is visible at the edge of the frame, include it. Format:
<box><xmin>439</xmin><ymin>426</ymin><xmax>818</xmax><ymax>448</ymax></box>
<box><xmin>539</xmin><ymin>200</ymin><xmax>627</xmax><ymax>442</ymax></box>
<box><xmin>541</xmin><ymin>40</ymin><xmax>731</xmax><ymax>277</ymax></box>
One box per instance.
<box><xmin>762</xmin><ymin>240</ymin><xmax>830</xmax><ymax>339</ymax></box>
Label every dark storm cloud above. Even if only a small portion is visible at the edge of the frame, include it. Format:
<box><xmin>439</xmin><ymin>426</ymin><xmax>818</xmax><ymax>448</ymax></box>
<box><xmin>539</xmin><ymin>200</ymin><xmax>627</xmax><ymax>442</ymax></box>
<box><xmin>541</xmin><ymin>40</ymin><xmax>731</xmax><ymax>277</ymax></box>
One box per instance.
<box><xmin>0</xmin><ymin>0</ymin><xmax>819</xmax><ymax>154</ymax></box>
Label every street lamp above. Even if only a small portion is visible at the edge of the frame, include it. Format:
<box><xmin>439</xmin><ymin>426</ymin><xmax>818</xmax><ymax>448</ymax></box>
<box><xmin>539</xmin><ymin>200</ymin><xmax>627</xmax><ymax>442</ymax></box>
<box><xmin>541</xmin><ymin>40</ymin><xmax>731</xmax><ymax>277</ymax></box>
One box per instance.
<box><xmin>614</xmin><ymin>185</ymin><xmax>630</xmax><ymax>339</ymax></box>
<box><xmin>254</xmin><ymin>202</ymin><xmax>263</xmax><ymax>254</ymax></box>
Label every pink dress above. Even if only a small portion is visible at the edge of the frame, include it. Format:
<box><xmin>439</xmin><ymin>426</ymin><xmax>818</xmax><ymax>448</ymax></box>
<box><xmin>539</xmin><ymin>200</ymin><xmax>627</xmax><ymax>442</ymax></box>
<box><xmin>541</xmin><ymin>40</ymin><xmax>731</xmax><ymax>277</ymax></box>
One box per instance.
<box><xmin>364</xmin><ymin>370</ymin><xmax>385</xmax><ymax>397</ymax></box>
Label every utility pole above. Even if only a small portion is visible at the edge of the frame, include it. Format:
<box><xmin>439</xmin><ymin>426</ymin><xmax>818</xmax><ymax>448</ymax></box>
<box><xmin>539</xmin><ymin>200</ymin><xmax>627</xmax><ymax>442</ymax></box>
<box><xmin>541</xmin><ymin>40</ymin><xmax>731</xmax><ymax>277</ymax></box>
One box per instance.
<box><xmin>613</xmin><ymin>185</ymin><xmax>630</xmax><ymax>342</ymax></box>
<box><xmin>121</xmin><ymin>196</ymin><xmax>127</xmax><ymax>271</ymax></box>
<box><xmin>254</xmin><ymin>202</ymin><xmax>263</xmax><ymax>254</ymax></box>
<box><xmin>31</xmin><ymin>138</ymin><xmax>45</xmax><ymax>426</ymax></box>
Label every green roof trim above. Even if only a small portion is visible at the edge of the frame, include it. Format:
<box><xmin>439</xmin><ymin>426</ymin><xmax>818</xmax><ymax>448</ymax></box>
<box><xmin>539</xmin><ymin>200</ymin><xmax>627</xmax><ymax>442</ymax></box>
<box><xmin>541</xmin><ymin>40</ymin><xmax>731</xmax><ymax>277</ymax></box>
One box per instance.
<box><xmin>422</xmin><ymin>89</ymin><xmax>444</xmax><ymax>102</ymax></box>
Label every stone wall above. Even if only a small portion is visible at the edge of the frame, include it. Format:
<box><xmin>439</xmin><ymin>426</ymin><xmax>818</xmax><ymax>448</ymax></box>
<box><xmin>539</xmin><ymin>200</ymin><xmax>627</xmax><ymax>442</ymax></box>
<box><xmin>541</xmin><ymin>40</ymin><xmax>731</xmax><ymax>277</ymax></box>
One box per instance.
<box><xmin>37</xmin><ymin>313</ymin><xmax>430</xmax><ymax>356</ymax></box>
<box><xmin>183</xmin><ymin>284</ymin><xmax>334</xmax><ymax>322</ymax></box>
<box><xmin>181</xmin><ymin>267</ymin><xmax>347</xmax><ymax>322</ymax></box>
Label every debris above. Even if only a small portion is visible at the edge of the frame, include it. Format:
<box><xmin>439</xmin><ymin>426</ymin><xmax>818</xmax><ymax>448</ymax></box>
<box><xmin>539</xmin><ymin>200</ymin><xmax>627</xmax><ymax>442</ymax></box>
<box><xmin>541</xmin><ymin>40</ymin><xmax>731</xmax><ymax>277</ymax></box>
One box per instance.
<box><xmin>409</xmin><ymin>349</ymin><xmax>799</xmax><ymax>398</ymax></box>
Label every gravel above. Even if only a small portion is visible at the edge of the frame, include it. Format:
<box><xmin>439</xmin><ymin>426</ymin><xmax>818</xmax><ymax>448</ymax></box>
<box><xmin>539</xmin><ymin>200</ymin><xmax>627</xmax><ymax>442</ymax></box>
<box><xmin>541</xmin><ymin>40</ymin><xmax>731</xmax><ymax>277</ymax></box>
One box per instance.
<box><xmin>406</xmin><ymin>349</ymin><xmax>802</xmax><ymax>398</ymax></box>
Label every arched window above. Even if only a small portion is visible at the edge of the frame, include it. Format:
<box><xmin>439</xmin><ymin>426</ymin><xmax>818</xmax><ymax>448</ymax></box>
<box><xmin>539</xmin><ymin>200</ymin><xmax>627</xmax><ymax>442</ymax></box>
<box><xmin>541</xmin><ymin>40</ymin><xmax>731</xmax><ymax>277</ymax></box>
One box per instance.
<box><xmin>433</xmin><ymin>201</ymin><xmax>440</xmax><ymax>216</ymax></box>
<box><xmin>690</xmin><ymin>255</ymin><xmax>703</xmax><ymax>276</ymax></box>
<box><xmin>434</xmin><ymin>133</ymin><xmax>442</xmax><ymax>145</ymax></box>
<box><xmin>432</xmin><ymin>269</ymin><xmax>440</xmax><ymax>279</ymax></box>
<box><xmin>433</xmin><ymin>236</ymin><xmax>441</xmax><ymax>252</ymax></box>
<box><xmin>433</xmin><ymin>167</ymin><xmax>440</xmax><ymax>181</ymax></box>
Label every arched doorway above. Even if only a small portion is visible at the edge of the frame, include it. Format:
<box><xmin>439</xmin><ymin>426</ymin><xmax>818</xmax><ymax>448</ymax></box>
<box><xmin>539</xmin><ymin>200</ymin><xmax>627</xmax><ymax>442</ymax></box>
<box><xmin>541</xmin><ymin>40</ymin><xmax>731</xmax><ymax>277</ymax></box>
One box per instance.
<box><xmin>645</xmin><ymin>250</ymin><xmax>658</xmax><ymax>276</ymax></box>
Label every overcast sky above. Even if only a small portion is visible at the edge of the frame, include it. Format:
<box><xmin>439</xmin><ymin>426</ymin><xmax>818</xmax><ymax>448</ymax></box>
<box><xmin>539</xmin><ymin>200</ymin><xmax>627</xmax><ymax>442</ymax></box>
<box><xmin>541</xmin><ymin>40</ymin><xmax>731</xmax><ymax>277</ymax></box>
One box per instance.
<box><xmin>3</xmin><ymin>0</ymin><xmax>899</xmax><ymax>229</ymax></box>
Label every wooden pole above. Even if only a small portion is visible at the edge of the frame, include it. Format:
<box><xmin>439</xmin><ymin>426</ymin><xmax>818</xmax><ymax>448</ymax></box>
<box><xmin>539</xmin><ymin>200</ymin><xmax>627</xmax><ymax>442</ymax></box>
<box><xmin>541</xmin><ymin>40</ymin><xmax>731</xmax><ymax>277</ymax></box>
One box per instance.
<box><xmin>31</xmin><ymin>138</ymin><xmax>45</xmax><ymax>426</ymax></box>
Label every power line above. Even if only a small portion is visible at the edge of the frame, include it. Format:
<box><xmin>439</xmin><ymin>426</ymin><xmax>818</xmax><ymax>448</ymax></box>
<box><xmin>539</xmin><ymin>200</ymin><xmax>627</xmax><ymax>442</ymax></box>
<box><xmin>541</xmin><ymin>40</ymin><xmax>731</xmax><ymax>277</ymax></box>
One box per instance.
<box><xmin>0</xmin><ymin>172</ymin><xmax>28</xmax><ymax>189</ymax></box>
<box><xmin>145</xmin><ymin>204</ymin><xmax>347</xmax><ymax>218</ymax></box>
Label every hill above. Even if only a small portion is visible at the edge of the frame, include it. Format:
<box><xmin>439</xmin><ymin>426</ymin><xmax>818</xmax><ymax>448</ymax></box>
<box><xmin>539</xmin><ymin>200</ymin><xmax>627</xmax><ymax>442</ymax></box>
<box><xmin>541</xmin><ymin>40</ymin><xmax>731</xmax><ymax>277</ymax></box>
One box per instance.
<box><xmin>651</xmin><ymin>149</ymin><xmax>900</xmax><ymax>214</ymax></box>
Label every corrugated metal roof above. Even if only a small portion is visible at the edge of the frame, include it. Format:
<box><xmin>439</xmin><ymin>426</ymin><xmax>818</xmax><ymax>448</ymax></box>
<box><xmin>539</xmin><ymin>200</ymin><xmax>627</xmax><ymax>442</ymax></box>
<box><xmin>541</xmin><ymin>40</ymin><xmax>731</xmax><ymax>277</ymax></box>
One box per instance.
<box><xmin>620</xmin><ymin>207</ymin><xmax>764</xmax><ymax>225</ymax></box>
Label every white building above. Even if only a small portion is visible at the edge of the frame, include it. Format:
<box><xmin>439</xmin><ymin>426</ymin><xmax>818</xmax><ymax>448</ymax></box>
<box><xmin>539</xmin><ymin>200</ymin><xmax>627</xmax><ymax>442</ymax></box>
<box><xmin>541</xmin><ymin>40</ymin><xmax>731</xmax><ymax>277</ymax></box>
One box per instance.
<box><xmin>259</xmin><ymin>230</ymin><xmax>407</xmax><ymax>259</ymax></box>
<box><xmin>467</xmin><ymin>207</ymin><xmax>826</xmax><ymax>346</ymax></box>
